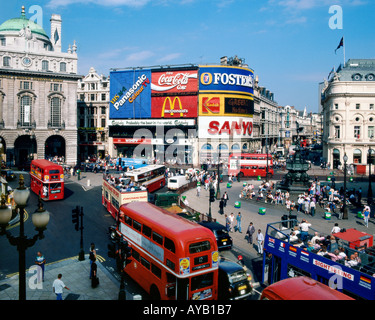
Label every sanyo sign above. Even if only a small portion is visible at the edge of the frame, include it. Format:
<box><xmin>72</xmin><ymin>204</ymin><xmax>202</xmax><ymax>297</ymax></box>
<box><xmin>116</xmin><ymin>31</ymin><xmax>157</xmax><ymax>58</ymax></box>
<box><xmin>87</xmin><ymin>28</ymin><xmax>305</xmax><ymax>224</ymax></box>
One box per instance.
<box><xmin>199</xmin><ymin>66</ymin><xmax>254</xmax><ymax>95</ymax></box>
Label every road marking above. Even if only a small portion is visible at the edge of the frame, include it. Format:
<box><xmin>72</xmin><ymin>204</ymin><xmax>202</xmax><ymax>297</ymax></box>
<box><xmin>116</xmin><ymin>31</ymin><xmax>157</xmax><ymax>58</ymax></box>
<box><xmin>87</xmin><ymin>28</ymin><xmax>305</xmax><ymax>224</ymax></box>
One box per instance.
<box><xmin>4</xmin><ymin>254</ymin><xmax>106</xmax><ymax>278</ymax></box>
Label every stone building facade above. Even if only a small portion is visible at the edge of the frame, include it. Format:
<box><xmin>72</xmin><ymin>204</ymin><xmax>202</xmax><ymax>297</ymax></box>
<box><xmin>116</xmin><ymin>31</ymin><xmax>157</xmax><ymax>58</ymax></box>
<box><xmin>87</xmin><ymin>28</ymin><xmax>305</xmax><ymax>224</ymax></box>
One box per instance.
<box><xmin>0</xmin><ymin>7</ymin><xmax>80</xmax><ymax>166</ymax></box>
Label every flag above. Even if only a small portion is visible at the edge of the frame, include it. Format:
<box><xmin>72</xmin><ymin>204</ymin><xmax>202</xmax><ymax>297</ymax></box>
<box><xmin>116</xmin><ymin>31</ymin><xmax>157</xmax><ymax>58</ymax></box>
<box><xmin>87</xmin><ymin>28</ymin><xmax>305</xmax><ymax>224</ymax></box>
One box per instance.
<box><xmin>328</xmin><ymin>67</ymin><xmax>335</xmax><ymax>79</ymax></box>
<box><xmin>335</xmin><ymin>37</ymin><xmax>344</xmax><ymax>54</ymax></box>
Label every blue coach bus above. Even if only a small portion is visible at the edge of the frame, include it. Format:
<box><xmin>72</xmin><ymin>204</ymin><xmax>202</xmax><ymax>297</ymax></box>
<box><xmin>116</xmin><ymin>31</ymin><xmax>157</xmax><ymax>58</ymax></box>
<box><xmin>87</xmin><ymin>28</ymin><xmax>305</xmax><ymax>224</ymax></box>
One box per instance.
<box><xmin>262</xmin><ymin>219</ymin><xmax>375</xmax><ymax>300</ymax></box>
<box><xmin>116</xmin><ymin>158</ymin><xmax>149</xmax><ymax>170</ymax></box>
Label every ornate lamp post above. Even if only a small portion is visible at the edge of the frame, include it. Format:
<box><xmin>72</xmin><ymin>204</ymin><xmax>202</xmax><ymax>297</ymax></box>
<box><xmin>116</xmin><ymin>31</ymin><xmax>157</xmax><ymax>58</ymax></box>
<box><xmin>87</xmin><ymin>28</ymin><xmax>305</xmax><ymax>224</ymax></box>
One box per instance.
<box><xmin>342</xmin><ymin>153</ymin><xmax>348</xmax><ymax>219</ymax></box>
<box><xmin>0</xmin><ymin>175</ymin><xmax>50</xmax><ymax>300</ymax></box>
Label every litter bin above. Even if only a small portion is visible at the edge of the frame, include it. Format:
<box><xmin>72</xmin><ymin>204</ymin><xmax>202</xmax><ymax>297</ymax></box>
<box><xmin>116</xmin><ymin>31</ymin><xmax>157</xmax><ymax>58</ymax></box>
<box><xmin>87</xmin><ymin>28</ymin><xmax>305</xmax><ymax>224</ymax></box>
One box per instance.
<box><xmin>324</xmin><ymin>212</ymin><xmax>331</xmax><ymax>220</ymax></box>
<box><xmin>227</xmin><ymin>183</ymin><xmax>232</xmax><ymax>188</ymax></box>
<box><xmin>234</xmin><ymin>201</ymin><xmax>241</xmax><ymax>208</ymax></box>
<box><xmin>259</xmin><ymin>207</ymin><xmax>266</xmax><ymax>215</ymax></box>
<box><xmin>357</xmin><ymin>211</ymin><xmax>364</xmax><ymax>219</ymax></box>
<box><xmin>257</xmin><ymin>175</ymin><xmax>261</xmax><ymax>181</ymax></box>
<box><xmin>243</xmin><ymin>182</ymin><xmax>247</xmax><ymax>187</ymax></box>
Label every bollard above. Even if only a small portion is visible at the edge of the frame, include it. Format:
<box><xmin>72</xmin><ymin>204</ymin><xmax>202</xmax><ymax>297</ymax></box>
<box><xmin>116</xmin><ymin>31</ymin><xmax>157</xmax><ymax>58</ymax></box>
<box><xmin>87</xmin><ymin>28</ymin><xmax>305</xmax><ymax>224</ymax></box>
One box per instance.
<box><xmin>87</xmin><ymin>179</ymin><xmax>90</xmax><ymax>187</ymax></box>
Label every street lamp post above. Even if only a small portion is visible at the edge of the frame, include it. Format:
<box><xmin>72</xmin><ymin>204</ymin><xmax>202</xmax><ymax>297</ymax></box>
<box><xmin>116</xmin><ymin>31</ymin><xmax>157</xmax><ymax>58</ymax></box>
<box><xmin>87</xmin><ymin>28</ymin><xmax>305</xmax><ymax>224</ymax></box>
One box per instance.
<box><xmin>0</xmin><ymin>175</ymin><xmax>50</xmax><ymax>300</ymax></box>
<box><xmin>342</xmin><ymin>153</ymin><xmax>348</xmax><ymax>219</ymax></box>
<box><xmin>368</xmin><ymin>147</ymin><xmax>373</xmax><ymax>205</ymax></box>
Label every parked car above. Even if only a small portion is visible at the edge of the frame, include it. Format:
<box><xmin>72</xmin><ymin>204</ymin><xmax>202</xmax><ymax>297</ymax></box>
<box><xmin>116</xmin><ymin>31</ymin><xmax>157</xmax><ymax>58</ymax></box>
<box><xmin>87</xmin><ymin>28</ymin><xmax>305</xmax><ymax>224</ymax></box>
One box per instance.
<box><xmin>1</xmin><ymin>169</ymin><xmax>16</xmax><ymax>181</ymax></box>
<box><xmin>198</xmin><ymin>221</ymin><xmax>232</xmax><ymax>250</ymax></box>
<box><xmin>218</xmin><ymin>258</ymin><xmax>252</xmax><ymax>300</ymax></box>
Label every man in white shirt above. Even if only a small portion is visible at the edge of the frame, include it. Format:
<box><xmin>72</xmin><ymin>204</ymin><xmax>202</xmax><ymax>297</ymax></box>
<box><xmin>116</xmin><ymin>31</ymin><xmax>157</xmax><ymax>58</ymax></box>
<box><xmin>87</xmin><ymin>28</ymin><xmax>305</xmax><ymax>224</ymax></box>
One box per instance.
<box><xmin>256</xmin><ymin>229</ymin><xmax>264</xmax><ymax>255</ymax></box>
<box><xmin>299</xmin><ymin>219</ymin><xmax>311</xmax><ymax>242</ymax></box>
<box><xmin>52</xmin><ymin>274</ymin><xmax>70</xmax><ymax>300</ymax></box>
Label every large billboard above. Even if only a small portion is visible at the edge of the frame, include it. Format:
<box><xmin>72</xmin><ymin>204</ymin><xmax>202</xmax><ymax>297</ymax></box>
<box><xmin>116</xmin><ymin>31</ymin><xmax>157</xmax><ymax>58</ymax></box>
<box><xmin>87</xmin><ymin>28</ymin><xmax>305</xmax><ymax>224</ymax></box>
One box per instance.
<box><xmin>198</xmin><ymin>116</ymin><xmax>253</xmax><ymax>139</ymax></box>
<box><xmin>151</xmin><ymin>70</ymin><xmax>198</xmax><ymax>94</ymax></box>
<box><xmin>199</xmin><ymin>66</ymin><xmax>254</xmax><ymax>96</ymax></box>
<box><xmin>199</xmin><ymin>94</ymin><xmax>254</xmax><ymax>116</ymax></box>
<box><xmin>109</xmin><ymin>69</ymin><xmax>152</xmax><ymax>119</ymax></box>
<box><xmin>151</xmin><ymin>96</ymin><xmax>198</xmax><ymax>118</ymax></box>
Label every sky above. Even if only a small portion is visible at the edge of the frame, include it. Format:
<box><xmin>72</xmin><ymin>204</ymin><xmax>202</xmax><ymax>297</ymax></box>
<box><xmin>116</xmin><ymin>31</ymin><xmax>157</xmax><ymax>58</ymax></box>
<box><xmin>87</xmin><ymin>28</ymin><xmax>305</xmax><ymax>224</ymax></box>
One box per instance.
<box><xmin>1</xmin><ymin>0</ymin><xmax>375</xmax><ymax>113</ymax></box>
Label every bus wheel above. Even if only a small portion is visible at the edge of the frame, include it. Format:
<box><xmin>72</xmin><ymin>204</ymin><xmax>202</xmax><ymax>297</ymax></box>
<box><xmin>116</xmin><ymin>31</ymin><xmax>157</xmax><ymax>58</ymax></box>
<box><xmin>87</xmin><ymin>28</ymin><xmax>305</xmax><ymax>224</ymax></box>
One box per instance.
<box><xmin>150</xmin><ymin>285</ymin><xmax>161</xmax><ymax>300</ymax></box>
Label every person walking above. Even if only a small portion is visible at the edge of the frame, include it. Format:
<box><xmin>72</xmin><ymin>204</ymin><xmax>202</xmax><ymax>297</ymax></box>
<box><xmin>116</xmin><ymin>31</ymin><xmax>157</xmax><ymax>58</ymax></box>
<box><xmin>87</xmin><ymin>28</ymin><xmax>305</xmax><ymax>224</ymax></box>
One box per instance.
<box><xmin>236</xmin><ymin>212</ymin><xmax>242</xmax><ymax>233</ymax></box>
<box><xmin>256</xmin><ymin>229</ymin><xmax>264</xmax><ymax>255</ymax></box>
<box><xmin>225</xmin><ymin>214</ymin><xmax>231</xmax><ymax>233</ymax></box>
<box><xmin>223</xmin><ymin>192</ymin><xmax>229</xmax><ymax>207</ymax></box>
<box><xmin>246</xmin><ymin>222</ymin><xmax>255</xmax><ymax>244</ymax></box>
<box><xmin>52</xmin><ymin>274</ymin><xmax>70</xmax><ymax>300</ymax></box>
<box><xmin>35</xmin><ymin>251</ymin><xmax>46</xmax><ymax>283</ymax></box>
<box><xmin>364</xmin><ymin>207</ymin><xmax>370</xmax><ymax>228</ymax></box>
<box><xmin>219</xmin><ymin>198</ymin><xmax>224</xmax><ymax>215</ymax></box>
<box><xmin>196</xmin><ymin>184</ymin><xmax>201</xmax><ymax>197</ymax></box>
<box><xmin>229</xmin><ymin>213</ymin><xmax>235</xmax><ymax>232</ymax></box>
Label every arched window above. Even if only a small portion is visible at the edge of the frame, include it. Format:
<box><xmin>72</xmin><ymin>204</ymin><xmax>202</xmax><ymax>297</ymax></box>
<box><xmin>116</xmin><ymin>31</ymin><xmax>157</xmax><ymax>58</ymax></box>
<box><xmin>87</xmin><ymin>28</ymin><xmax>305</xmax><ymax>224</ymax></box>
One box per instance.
<box><xmin>353</xmin><ymin>149</ymin><xmax>362</xmax><ymax>164</ymax></box>
<box><xmin>60</xmin><ymin>62</ymin><xmax>66</xmax><ymax>72</ymax></box>
<box><xmin>201</xmin><ymin>143</ymin><xmax>212</xmax><ymax>150</ymax></box>
<box><xmin>231</xmin><ymin>143</ymin><xmax>240</xmax><ymax>150</ymax></box>
<box><xmin>50</xmin><ymin>97</ymin><xmax>61</xmax><ymax>127</ymax></box>
<box><xmin>20</xmin><ymin>95</ymin><xmax>32</xmax><ymax>126</ymax></box>
<box><xmin>218</xmin><ymin>143</ymin><xmax>228</xmax><ymax>151</ymax></box>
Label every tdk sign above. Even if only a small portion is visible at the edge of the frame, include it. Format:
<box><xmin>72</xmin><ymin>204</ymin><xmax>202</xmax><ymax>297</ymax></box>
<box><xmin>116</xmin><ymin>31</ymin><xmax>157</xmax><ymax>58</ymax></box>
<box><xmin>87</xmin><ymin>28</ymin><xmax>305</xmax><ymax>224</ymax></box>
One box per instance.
<box><xmin>199</xmin><ymin>66</ymin><xmax>254</xmax><ymax>95</ymax></box>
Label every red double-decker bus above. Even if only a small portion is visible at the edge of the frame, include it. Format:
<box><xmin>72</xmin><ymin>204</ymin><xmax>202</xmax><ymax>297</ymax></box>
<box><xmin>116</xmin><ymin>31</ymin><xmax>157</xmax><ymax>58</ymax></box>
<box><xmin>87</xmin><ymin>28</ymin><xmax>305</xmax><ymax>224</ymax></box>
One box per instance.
<box><xmin>114</xmin><ymin>202</ymin><xmax>219</xmax><ymax>300</ymax></box>
<box><xmin>30</xmin><ymin>159</ymin><xmax>64</xmax><ymax>201</ymax></box>
<box><xmin>228</xmin><ymin>153</ymin><xmax>274</xmax><ymax>178</ymax></box>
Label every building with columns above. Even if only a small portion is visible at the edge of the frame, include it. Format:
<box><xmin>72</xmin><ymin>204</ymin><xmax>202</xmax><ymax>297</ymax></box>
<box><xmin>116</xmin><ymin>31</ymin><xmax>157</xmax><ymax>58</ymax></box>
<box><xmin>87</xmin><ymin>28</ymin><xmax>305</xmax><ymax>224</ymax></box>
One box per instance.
<box><xmin>0</xmin><ymin>7</ymin><xmax>80</xmax><ymax>167</ymax></box>
<box><xmin>321</xmin><ymin>59</ymin><xmax>375</xmax><ymax>171</ymax></box>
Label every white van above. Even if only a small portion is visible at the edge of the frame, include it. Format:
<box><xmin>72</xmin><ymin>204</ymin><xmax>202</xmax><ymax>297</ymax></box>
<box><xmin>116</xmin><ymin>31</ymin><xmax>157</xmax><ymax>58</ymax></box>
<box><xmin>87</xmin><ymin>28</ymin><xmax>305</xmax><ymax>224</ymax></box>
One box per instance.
<box><xmin>167</xmin><ymin>175</ymin><xmax>189</xmax><ymax>190</ymax></box>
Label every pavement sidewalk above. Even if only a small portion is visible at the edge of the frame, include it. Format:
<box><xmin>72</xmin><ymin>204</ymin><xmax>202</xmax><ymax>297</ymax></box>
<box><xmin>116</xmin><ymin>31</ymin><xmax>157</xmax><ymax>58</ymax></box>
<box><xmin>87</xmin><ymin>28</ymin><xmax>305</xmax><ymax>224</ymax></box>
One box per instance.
<box><xmin>0</xmin><ymin>254</ymin><xmax>122</xmax><ymax>300</ymax></box>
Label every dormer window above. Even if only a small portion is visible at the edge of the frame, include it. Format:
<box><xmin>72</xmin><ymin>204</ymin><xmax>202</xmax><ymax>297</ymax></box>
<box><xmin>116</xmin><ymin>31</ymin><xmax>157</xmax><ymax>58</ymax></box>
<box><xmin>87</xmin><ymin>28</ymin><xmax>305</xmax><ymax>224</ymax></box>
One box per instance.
<box><xmin>352</xmin><ymin>73</ymin><xmax>362</xmax><ymax>81</ymax></box>
<box><xmin>366</xmin><ymin>74</ymin><xmax>375</xmax><ymax>81</ymax></box>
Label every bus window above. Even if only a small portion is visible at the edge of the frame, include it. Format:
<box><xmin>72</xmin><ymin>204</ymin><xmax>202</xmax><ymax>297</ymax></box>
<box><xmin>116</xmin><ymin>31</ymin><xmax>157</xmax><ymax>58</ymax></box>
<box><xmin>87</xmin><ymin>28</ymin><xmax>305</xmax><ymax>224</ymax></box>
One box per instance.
<box><xmin>151</xmin><ymin>263</ymin><xmax>162</xmax><ymax>279</ymax></box>
<box><xmin>191</xmin><ymin>272</ymin><xmax>214</xmax><ymax>291</ymax></box>
<box><xmin>166</xmin><ymin>259</ymin><xmax>176</xmax><ymax>271</ymax></box>
<box><xmin>132</xmin><ymin>249</ymin><xmax>140</xmax><ymax>262</ymax></box>
<box><xmin>189</xmin><ymin>241</ymin><xmax>211</xmax><ymax>254</ymax></box>
<box><xmin>125</xmin><ymin>215</ymin><xmax>133</xmax><ymax>226</ymax></box>
<box><xmin>164</xmin><ymin>237</ymin><xmax>176</xmax><ymax>253</ymax></box>
<box><xmin>133</xmin><ymin>220</ymin><xmax>142</xmax><ymax>232</ymax></box>
<box><xmin>143</xmin><ymin>224</ymin><xmax>152</xmax><ymax>238</ymax></box>
<box><xmin>141</xmin><ymin>257</ymin><xmax>151</xmax><ymax>270</ymax></box>
<box><xmin>152</xmin><ymin>231</ymin><xmax>163</xmax><ymax>245</ymax></box>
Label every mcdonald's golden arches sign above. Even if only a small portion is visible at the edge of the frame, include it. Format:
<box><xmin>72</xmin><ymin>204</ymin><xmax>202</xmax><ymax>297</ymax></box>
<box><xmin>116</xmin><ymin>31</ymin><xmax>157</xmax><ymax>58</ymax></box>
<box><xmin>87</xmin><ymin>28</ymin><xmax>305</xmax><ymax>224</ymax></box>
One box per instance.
<box><xmin>151</xmin><ymin>96</ymin><xmax>198</xmax><ymax>118</ymax></box>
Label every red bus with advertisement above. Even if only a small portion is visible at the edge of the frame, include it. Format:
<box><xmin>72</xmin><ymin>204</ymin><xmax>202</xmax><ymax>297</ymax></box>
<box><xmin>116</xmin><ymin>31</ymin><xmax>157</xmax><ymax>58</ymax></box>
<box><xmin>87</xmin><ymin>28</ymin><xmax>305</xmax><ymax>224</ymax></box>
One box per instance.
<box><xmin>102</xmin><ymin>177</ymin><xmax>148</xmax><ymax>219</ymax></box>
<box><xmin>124</xmin><ymin>164</ymin><xmax>166</xmax><ymax>193</ymax></box>
<box><xmin>114</xmin><ymin>201</ymin><xmax>219</xmax><ymax>300</ymax></box>
<box><xmin>30</xmin><ymin>159</ymin><xmax>64</xmax><ymax>200</ymax></box>
<box><xmin>228</xmin><ymin>153</ymin><xmax>274</xmax><ymax>178</ymax></box>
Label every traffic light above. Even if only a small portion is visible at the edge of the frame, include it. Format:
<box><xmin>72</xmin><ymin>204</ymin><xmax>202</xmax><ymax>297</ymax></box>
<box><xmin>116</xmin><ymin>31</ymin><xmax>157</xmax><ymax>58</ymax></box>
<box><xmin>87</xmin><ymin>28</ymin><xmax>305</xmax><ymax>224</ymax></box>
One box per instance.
<box><xmin>209</xmin><ymin>188</ymin><xmax>215</xmax><ymax>202</ymax></box>
<box><xmin>72</xmin><ymin>206</ymin><xmax>80</xmax><ymax>231</ymax></box>
<box><xmin>121</xmin><ymin>240</ymin><xmax>132</xmax><ymax>267</ymax></box>
<box><xmin>107</xmin><ymin>242</ymin><xmax>116</xmax><ymax>259</ymax></box>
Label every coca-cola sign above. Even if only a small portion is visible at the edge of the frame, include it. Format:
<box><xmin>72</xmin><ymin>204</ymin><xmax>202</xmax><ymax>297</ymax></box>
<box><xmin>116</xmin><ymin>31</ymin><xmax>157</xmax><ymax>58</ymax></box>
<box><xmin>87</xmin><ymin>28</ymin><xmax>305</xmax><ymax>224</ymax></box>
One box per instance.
<box><xmin>151</xmin><ymin>70</ymin><xmax>198</xmax><ymax>94</ymax></box>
